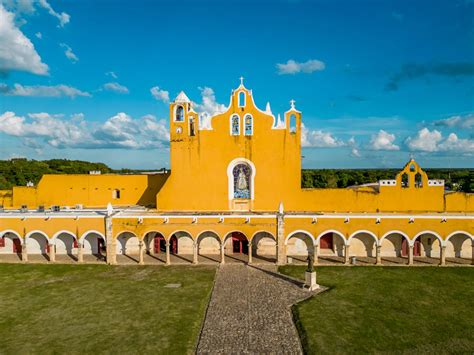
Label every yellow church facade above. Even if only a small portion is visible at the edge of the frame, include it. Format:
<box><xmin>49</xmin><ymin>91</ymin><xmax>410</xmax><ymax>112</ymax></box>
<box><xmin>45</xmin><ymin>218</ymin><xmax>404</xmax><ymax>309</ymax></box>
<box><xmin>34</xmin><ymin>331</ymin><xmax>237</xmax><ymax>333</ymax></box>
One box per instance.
<box><xmin>0</xmin><ymin>81</ymin><xmax>473</xmax><ymax>266</ymax></box>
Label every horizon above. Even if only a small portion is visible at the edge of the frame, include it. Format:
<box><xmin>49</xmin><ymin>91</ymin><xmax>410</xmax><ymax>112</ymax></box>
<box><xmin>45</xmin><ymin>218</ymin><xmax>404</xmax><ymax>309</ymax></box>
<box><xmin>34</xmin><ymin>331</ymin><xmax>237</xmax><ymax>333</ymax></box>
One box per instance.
<box><xmin>0</xmin><ymin>0</ymin><xmax>473</xmax><ymax>169</ymax></box>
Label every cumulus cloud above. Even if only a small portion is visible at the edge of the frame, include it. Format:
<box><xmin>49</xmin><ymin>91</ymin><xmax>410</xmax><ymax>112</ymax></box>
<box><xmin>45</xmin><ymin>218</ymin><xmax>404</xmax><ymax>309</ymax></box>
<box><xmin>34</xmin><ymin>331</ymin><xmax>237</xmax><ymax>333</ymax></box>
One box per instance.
<box><xmin>301</xmin><ymin>123</ymin><xmax>344</xmax><ymax>148</ymax></box>
<box><xmin>37</xmin><ymin>0</ymin><xmax>70</xmax><ymax>27</ymax></box>
<box><xmin>150</xmin><ymin>86</ymin><xmax>170</xmax><ymax>103</ymax></box>
<box><xmin>0</xmin><ymin>111</ymin><xmax>169</xmax><ymax>150</ymax></box>
<box><xmin>405</xmin><ymin>128</ymin><xmax>474</xmax><ymax>154</ymax></box>
<box><xmin>2</xmin><ymin>0</ymin><xmax>70</xmax><ymax>27</ymax></box>
<box><xmin>348</xmin><ymin>137</ymin><xmax>361</xmax><ymax>157</ymax></box>
<box><xmin>60</xmin><ymin>43</ymin><xmax>78</xmax><ymax>63</ymax></box>
<box><xmin>194</xmin><ymin>87</ymin><xmax>227</xmax><ymax>129</ymax></box>
<box><xmin>0</xmin><ymin>83</ymin><xmax>91</xmax><ymax>98</ymax></box>
<box><xmin>369</xmin><ymin>130</ymin><xmax>400</xmax><ymax>151</ymax></box>
<box><xmin>103</xmin><ymin>82</ymin><xmax>129</xmax><ymax>94</ymax></box>
<box><xmin>433</xmin><ymin>113</ymin><xmax>474</xmax><ymax>130</ymax></box>
<box><xmin>276</xmin><ymin>59</ymin><xmax>325</xmax><ymax>75</ymax></box>
<box><xmin>106</xmin><ymin>71</ymin><xmax>118</xmax><ymax>79</ymax></box>
<box><xmin>0</xmin><ymin>4</ymin><xmax>48</xmax><ymax>75</ymax></box>
<box><xmin>386</xmin><ymin>62</ymin><xmax>474</xmax><ymax>91</ymax></box>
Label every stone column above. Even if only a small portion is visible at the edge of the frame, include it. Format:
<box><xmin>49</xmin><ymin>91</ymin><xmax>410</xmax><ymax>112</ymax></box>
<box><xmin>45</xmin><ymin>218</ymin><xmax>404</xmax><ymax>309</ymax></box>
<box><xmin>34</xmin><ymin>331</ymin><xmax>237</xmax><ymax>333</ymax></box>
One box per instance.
<box><xmin>77</xmin><ymin>242</ymin><xmax>84</xmax><ymax>263</ymax></box>
<box><xmin>49</xmin><ymin>243</ymin><xmax>56</xmax><ymax>262</ymax></box>
<box><xmin>248</xmin><ymin>242</ymin><xmax>253</xmax><ymax>264</ymax></box>
<box><xmin>220</xmin><ymin>242</ymin><xmax>225</xmax><ymax>264</ymax></box>
<box><xmin>165</xmin><ymin>241</ymin><xmax>170</xmax><ymax>265</ymax></box>
<box><xmin>276</xmin><ymin>212</ymin><xmax>286</xmax><ymax>265</ymax></box>
<box><xmin>105</xmin><ymin>215</ymin><xmax>116</xmax><ymax>265</ymax></box>
<box><xmin>138</xmin><ymin>240</ymin><xmax>144</xmax><ymax>265</ymax></box>
<box><xmin>376</xmin><ymin>245</ymin><xmax>382</xmax><ymax>265</ymax></box>
<box><xmin>408</xmin><ymin>245</ymin><xmax>414</xmax><ymax>266</ymax></box>
<box><xmin>22</xmin><ymin>240</ymin><xmax>28</xmax><ymax>263</ymax></box>
<box><xmin>344</xmin><ymin>244</ymin><xmax>351</xmax><ymax>265</ymax></box>
<box><xmin>440</xmin><ymin>245</ymin><xmax>446</xmax><ymax>266</ymax></box>
<box><xmin>193</xmin><ymin>242</ymin><xmax>198</xmax><ymax>264</ymax></box>
<box><xmin>313</xmin><ymin>244</ymin><xmax>319</xmax><ymax>266</ymax></box>
<box><xmin>472</xmin><ymin>241</ymin><xmax>474</xmax><ymax>266</ymax></box>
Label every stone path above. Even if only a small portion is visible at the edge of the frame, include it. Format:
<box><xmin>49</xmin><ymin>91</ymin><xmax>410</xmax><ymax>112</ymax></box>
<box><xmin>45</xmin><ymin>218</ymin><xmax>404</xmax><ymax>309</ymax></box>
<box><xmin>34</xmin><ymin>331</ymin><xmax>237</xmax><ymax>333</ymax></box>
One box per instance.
<box><xmin>196</xmin><ymin>264</ymin><xmax>316</xmax><ymax>354</ymax></box>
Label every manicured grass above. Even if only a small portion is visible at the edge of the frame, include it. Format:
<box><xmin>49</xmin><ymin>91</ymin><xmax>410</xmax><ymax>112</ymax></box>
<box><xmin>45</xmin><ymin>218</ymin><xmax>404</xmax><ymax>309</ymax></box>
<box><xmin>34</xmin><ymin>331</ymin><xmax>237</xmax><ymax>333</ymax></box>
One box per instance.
<box><xmin>0</xmin><ymin>264</ymin><xmax>216</xmax><ymax>354</ymax></box>
<box><xmin>279</xmin><ymin>266</ymin><xmax>474</xmax><ymax>354</ymax></box>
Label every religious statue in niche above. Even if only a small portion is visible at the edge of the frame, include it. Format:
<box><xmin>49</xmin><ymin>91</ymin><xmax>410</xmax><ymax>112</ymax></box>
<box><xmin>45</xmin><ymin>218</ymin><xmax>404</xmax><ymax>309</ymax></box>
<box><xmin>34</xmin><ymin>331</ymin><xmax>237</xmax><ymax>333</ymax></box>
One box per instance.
<box><xmin>233</xmin><ymin>164</ymin><xmax>251</xmax><ymax>199</ymax></box>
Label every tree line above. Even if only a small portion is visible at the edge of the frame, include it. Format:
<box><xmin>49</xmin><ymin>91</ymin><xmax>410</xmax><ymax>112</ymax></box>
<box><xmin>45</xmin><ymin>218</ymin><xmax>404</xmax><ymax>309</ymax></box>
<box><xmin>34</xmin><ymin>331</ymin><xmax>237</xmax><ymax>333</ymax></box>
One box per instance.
<box><xmin>0</xmin><ymin>158</ymin><xmax>472</xmax><ymax>192</ymax></box>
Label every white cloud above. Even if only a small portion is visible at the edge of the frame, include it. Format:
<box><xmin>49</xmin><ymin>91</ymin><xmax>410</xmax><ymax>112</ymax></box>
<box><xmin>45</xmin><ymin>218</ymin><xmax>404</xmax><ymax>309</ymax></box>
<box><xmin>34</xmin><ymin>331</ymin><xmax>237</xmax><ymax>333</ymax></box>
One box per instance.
<box><xmin>369</xmin><ymin>130</ymin><xmax>400</xmax><ymax>151</ymax></box>
<box><xmin>405</xmin><ymin>128</ymin><xmax>474</xmax><ymax>154</ymax></box>
<box><xmin>103</xmin><ymin>82</ymin><xmax>129</xmax><ymax>94</ymax></box>
<box><xmin>0</xmin><ymin>83</ymin><xmax>91</xmax><ymax>98</ymax></box>
<box><xmin>37</xmin><ymin>0</ymin><xmax>70</xmax><ymax>27</ymax></box>
<box><xmin>0</xmin><ymin>111</ymin><xmax>170</xmax><ymax>150</ymax></box>
<box><xmin>193</xmin><ymin>87</ymin><xmax>227</xmax><ymax>129</ymax></box>
<box><xmin>106</xmin><ymin>71</ymin><xmax>118</xmax><ymax>79</ymax></box>
<box><xmin>60</xmin><ymin>43</ymin><xmax>78</xmax><ymax>63</ymax></box>
<box><xmin>433</xmin><ymin>113</ymin><xmax>474</xmax><ymax>129</ymax></box>
<box><xmin>0</xmin><ymin>4</ymin><xmax>48</xmax><ymax>75</ymax></box>
<box><xmin>276</xmin><ymin>59</ymin><xmax>325</xmax><ymax>75</ymax></box>
<box><xmin>348</xmin><ymin>136</ymin><xmax>361</xmax><ymax>157</ymax></box>
<box><xmin>301</xmin><ymin>123</ymin><xmax>344</xmax><ymax>148</ymax></box>
<box><xmin>35</xmin><ymin>32</ymin><xmax>42</xmax><ymax>39</ymax></box>
<box><xmin>150</xmin><ymin>86</ymin><xmax>169</xmax><ymax>103</ymax></box>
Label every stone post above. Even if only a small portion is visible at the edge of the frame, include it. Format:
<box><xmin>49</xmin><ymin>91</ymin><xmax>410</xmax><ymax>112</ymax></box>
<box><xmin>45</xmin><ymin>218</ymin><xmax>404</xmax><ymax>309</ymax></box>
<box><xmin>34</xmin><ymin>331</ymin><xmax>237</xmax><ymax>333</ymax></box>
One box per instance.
<box><xmin>376</xmin><ymin>245</ymin><xmax>382</xmax><ymax>265</ymax></box>
<box><xmin>165</xmin><ymin>241</ymin><xmax>171</xmax><ymax>265</ymax></box>
<box><xmin>248</xmin><ymin>242</ymin><xmax>253</xmax><ymax>264</ymax></box>
<box><xmin>105</xmin><ymin>207</ymin><xmax>116</xmax><ymax>265</ymax></box>
<box><xmin>440</xmin><ymin>245</ymin><xmax>446</xmax><ymax>266</ymax></box>
<box><xmin>408</xmin><ymin>245</ymin><xmax>414</xmax><ymax>266</ymax></box>
<box><xmin>138</xmin><ymin>240</ymin><xmax>144</xmax><ymax>265</ymax></box>
<box><xmin>220</xmin><ymin>242</ymin><xmax>225</xmax><ymax>264</ymax></box>
<box><xmin>276</xmin><ymin>210</ymin><xmax>286</xmax><ymax>265</ymax></box>
<box><xmin>49</xmin><ymin>243</ymin><xmax>56</xmax><ymax>263</ymax></box>
<box><xmin>313</xmin><ymin>244</ymin><xmax>319</xmax><ymax>266</ymax></box>
<box><xmin>77</xmin><ymin>242</ymin><xmax>84</xmax><ymax>263</ymax></box>
<box><xmin>193</xmin><ymin>242</ymin><xmax>198</xmax><ymax>264</ymax></box>
<box><xmin>22</xmin><ymin>240</ymin><xmax>28</xmax><ymax>263</ymax></box>
<box><xmin>344</xmin><ymin>244</ymin><xmax>351</xmax><ymax>265</ymax></box>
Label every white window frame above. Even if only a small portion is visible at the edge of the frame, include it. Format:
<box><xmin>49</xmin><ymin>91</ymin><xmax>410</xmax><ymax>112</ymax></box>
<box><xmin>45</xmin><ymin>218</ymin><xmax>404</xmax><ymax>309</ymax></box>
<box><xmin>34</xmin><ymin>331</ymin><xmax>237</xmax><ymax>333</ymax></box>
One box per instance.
<box><xmin>230</xmin><ymin>114</ymin><xmax>240</xmax><ymax>135</ymax></box>
<box><xmin>227</xmin><ymin>158</ymin><xmax>256</xmax><ymax>200</ymax></box>
<box><xmin>238</xmin><ymin>91</ymin><xmax>246</xmax><ymax>107</ymax></box>
<box><xmin>244</xmin><ymin>114</ymin><xmax>253</xmax><ymax>136</ymax></box>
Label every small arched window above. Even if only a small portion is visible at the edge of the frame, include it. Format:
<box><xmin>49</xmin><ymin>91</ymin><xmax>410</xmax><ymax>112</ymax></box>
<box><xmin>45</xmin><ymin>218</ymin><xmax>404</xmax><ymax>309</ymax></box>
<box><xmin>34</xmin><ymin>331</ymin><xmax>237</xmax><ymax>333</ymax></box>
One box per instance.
<box><xmin>113</xmin><ymin>189</ymin><xmax>121</xmax><ymax>199</ymax></box>
<box><xmin>401</xmin><ymin>173</ymin><xmax>409</xmax><ymax>188</ymax></box>
<box><xmin>415</xmin><ymin>173</ymin><xmax>422</xmax><ymax>188</ymax></box>
<box><xmin>189</xmin><ymin>117</ymin><xmax>195</xmax><ymax>136</ymax></box>
<box><xmin>289</xmin><ymin>114</ymin><xmax>296</xmax><ymax>134</ymax></box>
<box><xmin>231</xmin><ymin>115</ymin><xmax>240</xmax><ymax>135</ymax></box>
<box><xmin>409</xmin><ymin>164</ymin><xmax>415</xmax><ymax>172</ymax></box>
<box><xmin>238</xmin><ymin>91</ymin><xmax>245</xmax><ymax>107</ymax></box>
<box><xmin>244</xmin><ymin>115</ymin><xmax>253</xmax><ymax>136</ymax></box>
<box><xmin>233</xmin><ymin>163</ymin><xmax>251</xmax><ymax>199</ymax></box>
<box><xmin>175</xmin><ymin>106</ymin><xmax>184</xmax><ymax>122</ymax></box>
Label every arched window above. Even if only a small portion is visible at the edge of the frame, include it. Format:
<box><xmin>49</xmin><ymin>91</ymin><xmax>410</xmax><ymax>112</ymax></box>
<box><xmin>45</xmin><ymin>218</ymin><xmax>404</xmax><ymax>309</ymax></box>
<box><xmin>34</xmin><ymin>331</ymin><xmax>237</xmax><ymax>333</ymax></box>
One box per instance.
<box><xmin>189</xmin><ymin>117</ymin><xmax>195</xmax><ymax>136</ymax></box>
<box><xmin>175</xmin><ymin>106</ymin><xmax>184</xmax><ymax>122</ymax></box>
<box><xmin>233</xmin><ymin>163</ymin><xmax>251</xmax><ymax>199</ymax></box>
<box><xmin>289</xmin><ymin>114</ymin><xmax>296</xmax><ymax>134</ymax></box>
<box><xmin>409</xmin><ymin>164</ymin><xmax>415</xmax><ymax>172</ymax></box>
<box><xmin>238</xmin><ymin>91</ymin><xmax>245</xmax><ymax>107</ymax></box>
<box><xmin>231</xmin><ymin>115</ymin><xmax>240</xmax><ymax>135</ymax></box>
<box><xmin>415</xmin><ymin>173</ymin><xmax>422</xmax><ymax>188</ymax></box>
<box><xmin>401</xmin><ymin>173</ymin><xmax>409</xmax><ymax>188</ymax></box>
<box><xmin>244</xmin><ymin>114</ymin><xmax>253</xmax><ymax>136</ymax></box>
<box><xmin>112</xmin><ymin>189</ymin><xmax>121</xmax><ymax>199</ymax></box>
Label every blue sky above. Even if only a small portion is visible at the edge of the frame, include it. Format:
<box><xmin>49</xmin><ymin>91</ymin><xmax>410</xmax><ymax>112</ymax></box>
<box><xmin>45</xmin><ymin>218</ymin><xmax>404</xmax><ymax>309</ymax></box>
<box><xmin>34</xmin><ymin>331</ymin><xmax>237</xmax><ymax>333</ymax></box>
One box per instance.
<box><xmin>0</xmin><ymin>0</ymin><xmax>473</xmax><ymax>169</ymax></box>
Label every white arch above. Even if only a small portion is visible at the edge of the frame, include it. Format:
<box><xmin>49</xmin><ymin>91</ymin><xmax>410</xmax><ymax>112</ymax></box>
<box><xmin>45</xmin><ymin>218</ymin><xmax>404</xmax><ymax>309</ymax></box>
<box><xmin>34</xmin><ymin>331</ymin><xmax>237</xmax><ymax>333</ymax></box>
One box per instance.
<box><xmin>251</xmin><ymin>230</ymin><xmax>276</xmax><ymax>241</ymax></box>
<box><xmin>413</xmin><ymin>230</ymin><xmax>444</xmax><ymax>247</ymax></box>
<box><xmin>168</xmin><ymin>230</ymin><xmax>193</xmax><ymax>241</ymax></box>
<box><xmin>25</xmin><ymin>230</ymin><xmax>50</xmax><ymax>243</ymax></box>
<box><xmin>115</xmin><ymin>230</ymin><xmax>138</xmax><ymax>239</ymax></box>
<box><xmin>379</xmin><ymin>230</ymin><xmax>410</xmax><ymax>245</ymax></box>
<box><xmin>196</xmin><ymin>230</ymin><xmax>222</xmax><ymax>245</ymax></box>
<box><xmin>285</xmin><ymin>230</ymin><xmax>316</xmax><ymax>245</ymax></box>
<box><xmin>51</xmin><ymin>230</ymin><xmax>77</xmax><ymax>243</ymax></box>
<box><xmin>227</xmin><ymin>157</ymin><xmax>256</xmax><ymax>200</ymax></box>
<box><xmin>0</xmin><ymin>229</ymin><xmax>23</xmax><ymax>241</ymax></box>
<box><xmin>446</xmin><ymin>230</ymin><xmax>474</xmax><ymax>243</ymax></box>
<box><xmin>315</xmin><ymin>230</ymin><xmax>346</xmax><ymax>246</ymax></box>
<box><xmin>223</xmin><ymin>230</ymin><xmax>249</xmax><ymax>244</ymax></box>
<box><xmin>229</xmin><ymin>114</ymin><xmax>241</xmax><ymax>135</ymax></box>
<box><xmin>142</xmin><ymin>230</ymin><xmax>165</xmax><ymax>240</ymax></box>
<box><xmin>79</xmin><ymin>230</ymin><xmax>106</xmax><ymax>243</ymax></box>
<box><xmin>348</xmin><ymin>230</ymin><xmax>379</xmax><ymax>246</ymax></box>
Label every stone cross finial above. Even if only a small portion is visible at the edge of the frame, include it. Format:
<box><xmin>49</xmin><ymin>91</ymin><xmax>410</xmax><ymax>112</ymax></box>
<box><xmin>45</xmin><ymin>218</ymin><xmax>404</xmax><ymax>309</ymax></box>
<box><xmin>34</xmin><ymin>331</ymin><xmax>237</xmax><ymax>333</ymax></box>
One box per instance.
<box><xmin>290</xmin><ymin>99</ymin><xmax>296</xmax><ymax>110</ymax></box>
<box><xmin>239</xmin><ymin>76</ymin><xmax>244</xmax><ymax>86</ymax></box>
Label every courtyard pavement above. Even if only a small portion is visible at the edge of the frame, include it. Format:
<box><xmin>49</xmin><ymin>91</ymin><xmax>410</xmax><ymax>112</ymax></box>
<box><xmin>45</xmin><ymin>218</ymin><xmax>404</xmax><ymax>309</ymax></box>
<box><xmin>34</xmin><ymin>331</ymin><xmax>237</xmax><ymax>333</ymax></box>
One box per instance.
<box><xmin>196</xmin><ymin>263</ymin><xmax>320</xmax><ymax>354</ymax></box>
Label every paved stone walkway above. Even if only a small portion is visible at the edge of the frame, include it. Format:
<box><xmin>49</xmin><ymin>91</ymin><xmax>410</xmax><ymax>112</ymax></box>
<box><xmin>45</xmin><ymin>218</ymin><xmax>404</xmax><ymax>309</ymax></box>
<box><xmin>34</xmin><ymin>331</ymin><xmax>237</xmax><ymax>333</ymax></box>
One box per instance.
<box><xmin>196</xmin><ymin>264</ymin><xmax>317</xmax><ymax>354</ymax></box>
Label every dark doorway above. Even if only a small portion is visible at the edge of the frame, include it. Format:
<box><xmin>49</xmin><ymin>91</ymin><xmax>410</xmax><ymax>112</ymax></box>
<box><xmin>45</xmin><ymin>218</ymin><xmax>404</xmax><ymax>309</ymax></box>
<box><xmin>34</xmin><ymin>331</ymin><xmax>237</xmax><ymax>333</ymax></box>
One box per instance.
<box><xmin>231</xmin><ymin>232</ymin><xmax>248</xmax><ymax>254</ymax></box>
<box><xmin>320</xmin><ymin>233</ymin><xmax>333</xmax><ymax>249</ymax></box>
<box><xmin>402</xmin><ymin>238</ymin><xmax>421</xmax><ymax>257</ymax></box>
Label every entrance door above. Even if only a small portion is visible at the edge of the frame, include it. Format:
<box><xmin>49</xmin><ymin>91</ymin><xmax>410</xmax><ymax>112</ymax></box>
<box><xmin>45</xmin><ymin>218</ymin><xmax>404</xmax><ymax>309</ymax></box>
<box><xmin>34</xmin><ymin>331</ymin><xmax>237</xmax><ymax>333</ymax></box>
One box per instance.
<box><xmin>320</xmin><ymin>234</ymin><xmax>333</xmax><ymax>249</ymax></box>
<box><xmin>154</xmin><ymin>235</ymin><xmax>166</xmax><ymax>253</ymax></box>
<box><xmin>170</xmin><ymin>235</ymin><xmax>178</xmax><ymax>254</ymax></box>
<box><xmin>231</xmin><ymin>233</ymin><xmax>248</xmax><ymax>254</ymax></box>
<box><xmin>13</xmin><ymin>238</ymin><xmax>22</xmax><ymax>253</ymax></box>
<box><xmin>402</xmin><ymin>239</ymin><xmax>421</xmax><ymax>257</ymax></box>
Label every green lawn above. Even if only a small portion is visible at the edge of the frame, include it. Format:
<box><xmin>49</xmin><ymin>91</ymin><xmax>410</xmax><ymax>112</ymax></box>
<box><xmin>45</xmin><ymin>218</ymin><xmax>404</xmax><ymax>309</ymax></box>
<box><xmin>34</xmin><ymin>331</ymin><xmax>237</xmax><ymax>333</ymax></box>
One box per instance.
<box><xmin>279</xmin><ymin>266</ymin><xmax>474</xmax><ymax>354</ymax></box>
<box><xmin>0</xmin><ymin>264</ymin><xmax>216</xmax><ymax>354</ymax></box>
